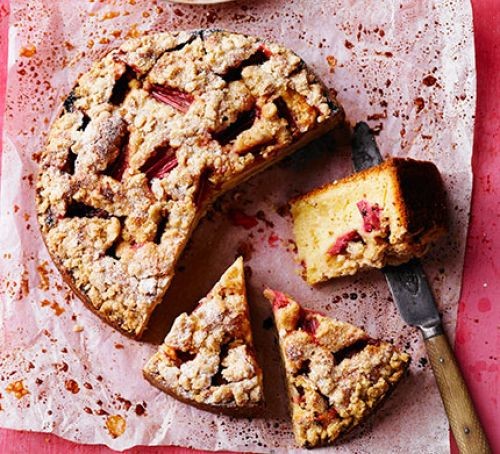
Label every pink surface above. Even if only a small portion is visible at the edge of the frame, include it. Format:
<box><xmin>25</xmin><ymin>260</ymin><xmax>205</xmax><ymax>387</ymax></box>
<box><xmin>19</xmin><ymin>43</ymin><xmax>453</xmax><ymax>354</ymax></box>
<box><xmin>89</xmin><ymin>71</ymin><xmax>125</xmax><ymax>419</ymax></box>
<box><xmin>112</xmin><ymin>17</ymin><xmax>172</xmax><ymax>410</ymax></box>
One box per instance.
<box><xmin>0</xmin><ymin>0</ymin><xmax>497</xmax><ymax>452</ymax></box>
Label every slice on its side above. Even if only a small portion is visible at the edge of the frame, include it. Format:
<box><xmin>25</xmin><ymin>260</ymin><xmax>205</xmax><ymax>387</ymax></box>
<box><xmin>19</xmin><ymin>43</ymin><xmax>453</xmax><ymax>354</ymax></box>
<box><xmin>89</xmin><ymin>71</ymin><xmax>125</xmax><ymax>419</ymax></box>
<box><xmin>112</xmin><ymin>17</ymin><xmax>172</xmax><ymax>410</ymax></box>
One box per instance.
<box><xmin>264</xmin><ymin>289</ymin><xmax>410</xmax><ymax>448</ymax></box>
<box><xmin>290</xmin><ymin>158</ymin><xmax>448</xmax><ymax>284</ymax></box>
<box><xmin>144</xmin><ymin>257</ymin><xmax>263</xmax><ymax>416</ymax></box>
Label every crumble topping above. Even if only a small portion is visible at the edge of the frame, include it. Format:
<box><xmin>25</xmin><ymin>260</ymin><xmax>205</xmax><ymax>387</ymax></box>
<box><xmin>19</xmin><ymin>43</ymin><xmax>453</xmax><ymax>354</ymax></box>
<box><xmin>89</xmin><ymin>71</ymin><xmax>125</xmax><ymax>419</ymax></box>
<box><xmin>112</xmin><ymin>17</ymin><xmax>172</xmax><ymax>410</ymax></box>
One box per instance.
<box><xmin>144</xmin><ymin>257</ymin><xmax>263</xmax><ymax>411</ymax></box>
<box><xmin>36</xmin><ymin>30</ymin><xmax>343</xmax><ymax>336</ymax></box>
<box><xmin>264</xmin><ymin>289</ymin><xmax>410</xmax><ymax>448</ymax></box>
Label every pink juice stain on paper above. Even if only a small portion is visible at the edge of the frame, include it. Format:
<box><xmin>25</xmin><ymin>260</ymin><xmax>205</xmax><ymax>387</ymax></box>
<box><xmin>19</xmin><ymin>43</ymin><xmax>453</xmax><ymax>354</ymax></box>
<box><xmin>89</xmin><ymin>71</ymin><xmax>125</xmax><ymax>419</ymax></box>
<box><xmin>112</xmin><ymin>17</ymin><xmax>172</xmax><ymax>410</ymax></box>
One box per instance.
<box><xmin>477</xmin><ymin>297</ymin><xmax>491</xmax><ymax>313</ymax></box>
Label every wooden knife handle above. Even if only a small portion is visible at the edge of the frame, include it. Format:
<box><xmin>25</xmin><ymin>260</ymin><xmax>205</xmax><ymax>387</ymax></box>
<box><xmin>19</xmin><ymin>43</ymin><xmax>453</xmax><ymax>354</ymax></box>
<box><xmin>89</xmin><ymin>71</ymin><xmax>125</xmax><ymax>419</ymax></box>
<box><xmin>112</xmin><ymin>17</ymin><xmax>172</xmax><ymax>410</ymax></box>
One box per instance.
<box><xmin>425</xmin><ymin>333</ymin><xmax>491</xmax><ymax>454</ymax></box>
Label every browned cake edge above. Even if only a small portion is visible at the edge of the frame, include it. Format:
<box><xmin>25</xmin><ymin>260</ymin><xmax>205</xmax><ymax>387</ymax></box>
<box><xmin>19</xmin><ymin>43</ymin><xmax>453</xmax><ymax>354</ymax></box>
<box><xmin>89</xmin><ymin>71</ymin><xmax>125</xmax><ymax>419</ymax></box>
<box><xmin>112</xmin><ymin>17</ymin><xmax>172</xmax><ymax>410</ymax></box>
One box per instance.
<box><xmin>142</xmin><ymin>369</ymin><xmax>264</xmax><ymax>418</ymax></box>
<box><xmin>389</xmin><ymin>158</ymin><xmax>448</xmax><ymax>239</ymax></box>
<box><xmin>39</xmin><ymin>233</ymin><xmax>142</xmax><ymax>338</ymax></box>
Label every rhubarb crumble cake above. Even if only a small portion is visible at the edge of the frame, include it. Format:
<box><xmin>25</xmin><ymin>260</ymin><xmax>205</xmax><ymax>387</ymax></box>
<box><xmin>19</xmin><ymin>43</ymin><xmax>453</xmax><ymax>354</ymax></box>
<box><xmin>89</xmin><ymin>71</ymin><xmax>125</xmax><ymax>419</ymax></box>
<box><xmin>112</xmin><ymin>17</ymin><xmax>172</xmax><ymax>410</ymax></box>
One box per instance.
<box><xmin>143</xmin><ymin>257</ymin><xmax>263</xmax><ymax>415</ymax></box>
<box><xmin>290</xmin><ymin>158</ymin><xmax>448</xmax><ymax>284</ymax></box>
<box><xmin>264</xmin><ymin>289</ymin><xmax>410</xmax><ymax>448</ymax></box>
<box><xmin>35</xmin><ymin>30</ymin><xmax>343</xmax><ymax>337</ymax></box>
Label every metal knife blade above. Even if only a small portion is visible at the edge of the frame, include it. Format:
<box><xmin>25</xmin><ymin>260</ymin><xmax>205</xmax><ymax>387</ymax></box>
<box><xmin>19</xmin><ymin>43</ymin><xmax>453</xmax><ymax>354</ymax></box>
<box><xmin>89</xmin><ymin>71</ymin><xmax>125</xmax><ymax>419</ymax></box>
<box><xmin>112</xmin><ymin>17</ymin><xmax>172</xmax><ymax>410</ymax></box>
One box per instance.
<box><xmin>351</xmin><ymin>122</ymin><xmax>384</xmax><ymax>170</ymax></box>
<box><xmin>351</xmin><ymin>122</ymin><xmax>442</xmax><ymax>339</ymax></box>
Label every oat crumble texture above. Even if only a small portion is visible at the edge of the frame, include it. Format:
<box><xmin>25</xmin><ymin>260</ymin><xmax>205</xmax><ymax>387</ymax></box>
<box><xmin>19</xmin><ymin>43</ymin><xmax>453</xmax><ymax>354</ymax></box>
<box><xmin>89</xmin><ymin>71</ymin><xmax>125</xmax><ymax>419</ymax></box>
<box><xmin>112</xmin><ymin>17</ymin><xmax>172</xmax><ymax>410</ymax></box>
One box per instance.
<box><xmin>35</xmin><ymin>30</ymin><xmax>343</xmax><ymax>337</ymax></box>
<box><xmin>264</xmin><ymin>289</ymin><xmax>410</xmax><ymax>448</ymax></box>
<box><xmin>143</xmin><ymin>257</ymin><xmax>264</xmax><ymax>415</ymax></box>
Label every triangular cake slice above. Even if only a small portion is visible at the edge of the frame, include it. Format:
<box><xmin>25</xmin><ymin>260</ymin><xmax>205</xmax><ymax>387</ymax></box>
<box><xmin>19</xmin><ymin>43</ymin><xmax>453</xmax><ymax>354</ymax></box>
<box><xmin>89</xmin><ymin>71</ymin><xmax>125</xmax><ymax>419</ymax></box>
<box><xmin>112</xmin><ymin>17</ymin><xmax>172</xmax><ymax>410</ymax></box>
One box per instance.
<box><xmin>144</xmin><ymin>257</ymin><xmax>264</xmax><ymax>415</ymax></box>
<box><xmin>264</xmin><ymin>289</ymin><xmax>410</xmax><ymax>448</ymax></box>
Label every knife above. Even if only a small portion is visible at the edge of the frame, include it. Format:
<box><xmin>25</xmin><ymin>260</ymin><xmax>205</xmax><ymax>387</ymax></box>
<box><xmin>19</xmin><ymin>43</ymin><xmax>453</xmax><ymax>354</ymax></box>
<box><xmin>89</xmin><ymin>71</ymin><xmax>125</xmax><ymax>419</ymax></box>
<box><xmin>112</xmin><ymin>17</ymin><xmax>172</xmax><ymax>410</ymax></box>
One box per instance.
<box><xmin>351</xmin><ymin>122</ymin><xmax>491</xmax><ymax>454</ymax></box>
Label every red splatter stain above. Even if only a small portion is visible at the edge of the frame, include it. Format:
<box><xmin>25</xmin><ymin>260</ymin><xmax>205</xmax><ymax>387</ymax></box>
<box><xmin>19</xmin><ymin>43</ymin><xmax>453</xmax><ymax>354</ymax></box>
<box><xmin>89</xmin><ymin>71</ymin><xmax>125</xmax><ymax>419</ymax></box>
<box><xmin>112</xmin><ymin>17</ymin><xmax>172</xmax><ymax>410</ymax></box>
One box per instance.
<box><xmin>236</xmin><ymin>241</ymin><xmax>254</xmax><ymax>261</ymax></box>
<box><xmin>228</xmin><ymin>209</ymin><xmax>258</xmax><ymax>229</ymax></box>
<box><xmin>268</xmin><ymin>232</ymin><xmax>279</xmax><ymax>247</ymax></box>
<box><xmin>477</xmin><ymin>297</ymin><xmax>491</xmax><ymax>313</ymax></box>
<box><xmin>414</xmin><ymin>97</ymin><xmax>425</xmax><ymax>113</ymax></box>
<box><xmin>423</xmin><ymin>75</ymin><xmax>437</xmax><ymax>86</ymax></box>
<box><xmin>65</xmin><ymin>379</ymin><xmax>80</xmax><ymax>394</ymax></box>
<box><xmin>470</xmin><ymin>360</ymin><xmax>491</xmax><ymax>383</ymax></box>
<box><xmin>134</xmin><ymin>403</ymin><xmax>146</xmax><ymax>416</ymax></box>
<box><xmin>36</xmin><ymin>261</ymin><xmax>50</xmax><ymax>291</ymax></box>
<box><xmin>116</xmin><ymin>395</ymin><xmax>132</xmax><ymax>411</ymax></box>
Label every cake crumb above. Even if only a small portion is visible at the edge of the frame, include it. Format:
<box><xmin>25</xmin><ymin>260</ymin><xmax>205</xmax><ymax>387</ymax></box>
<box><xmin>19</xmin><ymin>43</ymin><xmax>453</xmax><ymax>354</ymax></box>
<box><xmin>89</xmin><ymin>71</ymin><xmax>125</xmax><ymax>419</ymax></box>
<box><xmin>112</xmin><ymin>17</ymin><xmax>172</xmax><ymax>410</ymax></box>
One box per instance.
<box><xmin>41</xmin><ymin>299</ymin><xmax>65</xmax><ymax>316</ymax></box>
<box><xmin>37</xmin><ymin>261</ymin><xmax>50</xmax><ymax>291</ymax></box>
<box><xmin>326</xmin><ymin>55</ymin><xmax>337</xmax><ymax>72</ymax></box>
<box><xmin>19</xmin><ymin>266</ymin><xmax>30</xmax><ymax>300</ymax></box>
<box><xmin>20</xmin><ymin>44</ymin><xmax>37</xmax><ymax>58</ymax></box>
<box><xmin>73</xmin><ymin>324</ymin><xmax>84</xmax><ymax>332</ymax></box>
<box><xmin>106</xmin><ymin>415</ymin><xmax>126</xmax><ymax>438</ymax></box>
<box><xmin>6</xmin><ymin>380</ymin><xmax>29</xmax><ymax>399</ymax></box>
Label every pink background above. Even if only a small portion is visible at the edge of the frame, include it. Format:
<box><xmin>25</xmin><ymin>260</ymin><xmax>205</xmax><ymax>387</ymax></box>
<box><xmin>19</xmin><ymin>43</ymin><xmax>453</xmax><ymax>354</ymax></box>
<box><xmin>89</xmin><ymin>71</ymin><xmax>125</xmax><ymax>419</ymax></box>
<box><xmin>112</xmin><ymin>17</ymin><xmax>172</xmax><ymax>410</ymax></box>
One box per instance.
<box><xmin>0</xmin><ymin>0</ymin><xmax>497</xmax><ymax>453</ymax></box>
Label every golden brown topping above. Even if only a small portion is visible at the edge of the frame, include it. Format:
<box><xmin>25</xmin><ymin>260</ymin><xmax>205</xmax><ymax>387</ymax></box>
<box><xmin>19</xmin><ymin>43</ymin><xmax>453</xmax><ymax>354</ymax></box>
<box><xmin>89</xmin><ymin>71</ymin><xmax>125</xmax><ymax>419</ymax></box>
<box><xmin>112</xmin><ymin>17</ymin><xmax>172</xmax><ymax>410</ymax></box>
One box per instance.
<box><xmin>37</xmin><ymin>30</ymin><xmax>342</xmax><ymax>337</ymax></box>
<box><xmin>265</xmin><ymin>290</ymin><xmax>410</xmax><ymax>448</ymax></box>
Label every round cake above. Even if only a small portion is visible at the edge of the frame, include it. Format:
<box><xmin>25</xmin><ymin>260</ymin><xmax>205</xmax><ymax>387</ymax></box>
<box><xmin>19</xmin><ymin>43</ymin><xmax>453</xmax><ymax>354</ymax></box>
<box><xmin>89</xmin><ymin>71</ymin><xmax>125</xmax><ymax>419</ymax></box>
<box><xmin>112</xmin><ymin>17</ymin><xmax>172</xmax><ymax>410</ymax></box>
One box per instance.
<box><xmin>36</xmin><ymin>29</ymin><xmax>343</xmax><ymax>338</ymax></box>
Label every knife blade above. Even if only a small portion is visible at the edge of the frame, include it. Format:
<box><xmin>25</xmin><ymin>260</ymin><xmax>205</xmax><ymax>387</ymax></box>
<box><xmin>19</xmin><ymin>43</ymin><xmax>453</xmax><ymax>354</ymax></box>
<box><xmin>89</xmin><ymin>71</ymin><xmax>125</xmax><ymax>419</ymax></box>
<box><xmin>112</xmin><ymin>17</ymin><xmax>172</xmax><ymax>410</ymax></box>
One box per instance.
<box><xmin>350</xmin><ymin>121</ymin><xmax>491</xmax><ymax>454</ymax></box>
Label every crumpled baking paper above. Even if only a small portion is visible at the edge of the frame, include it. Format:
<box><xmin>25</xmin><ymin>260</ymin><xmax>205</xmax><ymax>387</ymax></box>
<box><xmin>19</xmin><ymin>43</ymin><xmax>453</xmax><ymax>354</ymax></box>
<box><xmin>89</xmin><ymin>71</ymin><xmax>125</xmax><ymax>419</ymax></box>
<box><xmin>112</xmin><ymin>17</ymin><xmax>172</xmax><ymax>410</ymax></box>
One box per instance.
<box><xmin>0</xmin><ymin>0</ymin><xmax>475</xmax><ymax>452</ymax></box>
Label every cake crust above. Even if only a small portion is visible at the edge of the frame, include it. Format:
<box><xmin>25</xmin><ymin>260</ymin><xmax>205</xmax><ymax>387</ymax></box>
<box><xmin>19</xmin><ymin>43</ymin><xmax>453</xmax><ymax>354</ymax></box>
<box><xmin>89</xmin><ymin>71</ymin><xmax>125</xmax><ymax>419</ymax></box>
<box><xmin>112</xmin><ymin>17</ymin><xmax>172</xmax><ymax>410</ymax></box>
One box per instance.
<box><xmin>36</xmin><ymin>29</ymin><xmax>343</xmax><ymax>337</ymax></box>
<box><xmin>291</xmin><ymin>158</ymin><xmax>448</xmax><ymax>284</ymax></box>
<box><xmin>264</xmin><ymin>289</ymin><xmax>410</xmax><ymax>448</ymax></box>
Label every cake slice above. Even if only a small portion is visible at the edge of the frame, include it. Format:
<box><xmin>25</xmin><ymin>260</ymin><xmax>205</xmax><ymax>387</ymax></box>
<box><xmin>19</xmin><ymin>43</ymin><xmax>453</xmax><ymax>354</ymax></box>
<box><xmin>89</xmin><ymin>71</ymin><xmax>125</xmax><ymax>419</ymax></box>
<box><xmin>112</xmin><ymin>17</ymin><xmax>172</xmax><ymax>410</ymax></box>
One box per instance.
<box><xmin>264</xmin><ymin>289</ymin><xmax>410</xmax><ymax>448</ymax></box>
<box><xmin>143</xmin><ymin>257</ymin><xmax>264</xmax><ymax>415</ymax></box>
<box><xmin>290</xmin><ymin>158</ymin><xmax>448</xmax><ymax>284</ymax></box>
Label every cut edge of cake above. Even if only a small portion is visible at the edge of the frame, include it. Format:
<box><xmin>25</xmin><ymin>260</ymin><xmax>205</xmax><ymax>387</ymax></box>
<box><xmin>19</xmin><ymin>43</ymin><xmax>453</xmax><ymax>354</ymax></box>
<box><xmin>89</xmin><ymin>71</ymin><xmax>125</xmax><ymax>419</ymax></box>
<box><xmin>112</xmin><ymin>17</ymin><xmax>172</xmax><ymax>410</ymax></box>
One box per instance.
<box><xmin>264</xmin><ymin>288</ymin><xmax>411</xmax><ymax>448</ymax></box>
<box><xmin>143</xmin><ymin>257</ymin><xmax>264</xmax><ymax>416</ymax></box>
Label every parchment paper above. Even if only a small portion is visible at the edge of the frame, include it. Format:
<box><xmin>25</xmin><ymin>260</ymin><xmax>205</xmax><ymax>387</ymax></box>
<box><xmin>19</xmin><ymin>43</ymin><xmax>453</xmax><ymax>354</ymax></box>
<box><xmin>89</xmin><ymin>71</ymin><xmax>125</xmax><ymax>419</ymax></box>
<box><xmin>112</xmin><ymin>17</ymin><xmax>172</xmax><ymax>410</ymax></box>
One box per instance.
<box><xmin>0</xmin><ymin>0</ymin><xmax>475</xmax><ymax>452</ymax></box>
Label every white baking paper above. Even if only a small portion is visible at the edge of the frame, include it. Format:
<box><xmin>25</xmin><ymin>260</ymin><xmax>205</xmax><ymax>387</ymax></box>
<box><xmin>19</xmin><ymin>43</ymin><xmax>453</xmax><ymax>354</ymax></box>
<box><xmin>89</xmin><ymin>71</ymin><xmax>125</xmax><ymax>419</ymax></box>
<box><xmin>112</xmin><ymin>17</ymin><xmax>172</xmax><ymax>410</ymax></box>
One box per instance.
<box><xmin>0</xmin><ymin>0</ymin><xmax>475</xmax><ymax>452</ymax></box>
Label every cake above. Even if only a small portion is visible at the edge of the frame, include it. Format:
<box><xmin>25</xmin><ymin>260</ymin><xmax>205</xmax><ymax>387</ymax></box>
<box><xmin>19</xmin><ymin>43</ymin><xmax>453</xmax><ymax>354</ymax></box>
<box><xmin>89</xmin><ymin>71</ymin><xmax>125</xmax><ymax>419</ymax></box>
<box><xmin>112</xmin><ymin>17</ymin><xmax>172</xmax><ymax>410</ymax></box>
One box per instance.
<box><xmin>264</xmin><ymin>289</ymin><xmax>410</xmax><ymax>448</ymax></box>
<box><xmin>290</xmin><ymin>158</ymin><xmax>448</xmax><ymax>284</ymax></box>
<box><xmin>35</xmin><ymin>29</ymin><xmax>343</xmax><ymax>337</ymax></box>
<box><xmin>143</xmin><ymin>257</ymin><xmax>264</xmax><ymax>415</ymax></box>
